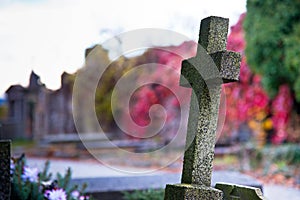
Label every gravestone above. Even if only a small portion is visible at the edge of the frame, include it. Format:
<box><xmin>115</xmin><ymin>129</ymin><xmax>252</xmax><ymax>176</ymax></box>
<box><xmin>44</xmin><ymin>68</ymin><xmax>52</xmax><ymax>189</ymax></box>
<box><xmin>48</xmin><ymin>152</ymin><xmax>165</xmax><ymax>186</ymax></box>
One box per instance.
<box><xmin>215</xmin><ymin>182</ymin><xmax>265</xmax><ymax>200</ymax></box>
<box><xmin>165</xmin><ymin>16</ymin><xmax>241</xmax><ymax>200</ymax></box>
<box><xmin>0</xmin><ymin>140</ymin><xmax>11</xmax><ymax>199</ymax></box>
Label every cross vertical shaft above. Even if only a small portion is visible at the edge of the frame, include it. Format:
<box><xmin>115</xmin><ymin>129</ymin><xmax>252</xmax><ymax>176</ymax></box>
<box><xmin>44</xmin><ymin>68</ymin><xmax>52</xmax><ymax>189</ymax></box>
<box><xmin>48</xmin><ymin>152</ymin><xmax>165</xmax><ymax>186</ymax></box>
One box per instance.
<box><xmin>181</xmin><ymin>80</ymin><xmax>222</xmax><ymax>186</ymax></box>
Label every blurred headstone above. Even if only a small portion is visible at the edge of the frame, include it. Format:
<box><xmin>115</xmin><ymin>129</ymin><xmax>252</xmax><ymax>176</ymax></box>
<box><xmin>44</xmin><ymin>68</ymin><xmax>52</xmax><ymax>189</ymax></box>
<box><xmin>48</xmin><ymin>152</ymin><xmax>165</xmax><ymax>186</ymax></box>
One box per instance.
<box><xmin>238</xmin><ymin>123</ymin><xmax>252</xmax><ymax>171</ymax></box>
<box><xmin>238</xmin><ymin>123</ymin><xmax>252</xmax><ymax>143</ymax></box>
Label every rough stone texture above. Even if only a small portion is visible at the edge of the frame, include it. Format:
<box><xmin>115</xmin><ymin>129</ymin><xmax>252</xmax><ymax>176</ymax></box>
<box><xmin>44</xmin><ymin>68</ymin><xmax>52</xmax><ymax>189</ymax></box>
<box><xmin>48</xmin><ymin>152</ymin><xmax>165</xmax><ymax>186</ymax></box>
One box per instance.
<box><xmin>180</xmin><ymin>16</ymin><xmax>241</xmax><ymax>187</ymax></box>
<box><xmin>165</xmin><ymin>184</ymin><xmax>223</xmax><ymax>200</ymax></box>
<box><xmin>210</xmin><ymin>51</ymin><xmax>241</xmax><ymax>82</ymax></box>
<box><xmin>165</xmin><ymin>16</ymin><xmax>241</xmax><ymax>199</ymax></box>
<box><xmin>181</xmin><ymin>83</ymin><xmax>222</xmax><ymax>187</ymax></box>
<box><xmin>215</xmin><ymin>182</ymin><xmax>266</xmax><ymax>200</ymax></box>
<box><xmin>0</xmin><ymin>140</ymin><xmax>11</xmax><ymax>199</ymax></box>
<box><xmin>198</xmin><ymin>16</ymin><xmax>229</xmax><ymax>54</ymax></box>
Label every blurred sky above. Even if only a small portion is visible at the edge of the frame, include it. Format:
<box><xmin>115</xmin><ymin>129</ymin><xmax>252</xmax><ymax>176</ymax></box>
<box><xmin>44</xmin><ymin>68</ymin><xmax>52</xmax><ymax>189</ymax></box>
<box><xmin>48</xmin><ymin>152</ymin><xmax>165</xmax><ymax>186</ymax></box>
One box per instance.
<box><xmin>0</xmin><ymin>0</ymin><xmax>246</xmax><ymax>97</ymax></box>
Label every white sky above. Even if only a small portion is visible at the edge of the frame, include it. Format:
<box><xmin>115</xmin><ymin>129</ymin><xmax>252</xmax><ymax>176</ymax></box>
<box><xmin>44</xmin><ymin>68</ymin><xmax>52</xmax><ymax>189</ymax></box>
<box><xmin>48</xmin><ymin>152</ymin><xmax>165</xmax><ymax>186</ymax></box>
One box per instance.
<box><xmin>0</xmin><ymin>0</ymin><xmax>246</xmax><ymax>97</ymax></box>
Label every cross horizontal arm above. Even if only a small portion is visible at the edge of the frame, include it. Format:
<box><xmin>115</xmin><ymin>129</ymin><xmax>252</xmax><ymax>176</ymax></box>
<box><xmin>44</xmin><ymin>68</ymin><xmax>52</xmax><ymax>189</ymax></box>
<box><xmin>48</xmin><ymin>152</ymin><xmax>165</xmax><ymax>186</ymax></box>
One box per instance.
<box><xmin>179</xmin><ymin>50</ymin><xmax>241</xmax><ymax>89</ymax></box>
<box><xmin>210</xmin><ymin>51</ymin><xmax>241</xmax><ymax>83</ymax></box>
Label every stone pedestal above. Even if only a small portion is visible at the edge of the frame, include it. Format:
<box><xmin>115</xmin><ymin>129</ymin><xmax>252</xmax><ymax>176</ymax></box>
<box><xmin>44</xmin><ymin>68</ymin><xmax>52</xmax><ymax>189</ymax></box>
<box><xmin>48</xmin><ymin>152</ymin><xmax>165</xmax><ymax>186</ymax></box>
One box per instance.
<box><xmin>165</xmin><ymin>184</ymin><xmax>223</xmax><ymax>200</ymax></box>
<box><xmin>215</xmin><ymin>182</ymin><xmax>265</xmax><ymax>200</ymax></box>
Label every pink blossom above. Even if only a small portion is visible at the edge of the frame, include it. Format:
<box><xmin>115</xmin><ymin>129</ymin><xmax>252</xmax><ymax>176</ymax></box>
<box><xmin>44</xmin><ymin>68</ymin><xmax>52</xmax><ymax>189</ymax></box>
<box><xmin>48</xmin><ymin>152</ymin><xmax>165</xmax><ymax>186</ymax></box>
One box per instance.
<box><xmin>71</xmin><ymin>190</ymin><xmax>80</xmax><ymax>199</ymax></box>
<box><xmin>45</xmin><ymin>189</ymin><xmax>67</xmax><ymax>200</ymax></box>
<box><xmin>10</xmin><ymin>159</ymin><xmax>15</xmax><ymax>174</ymax></box>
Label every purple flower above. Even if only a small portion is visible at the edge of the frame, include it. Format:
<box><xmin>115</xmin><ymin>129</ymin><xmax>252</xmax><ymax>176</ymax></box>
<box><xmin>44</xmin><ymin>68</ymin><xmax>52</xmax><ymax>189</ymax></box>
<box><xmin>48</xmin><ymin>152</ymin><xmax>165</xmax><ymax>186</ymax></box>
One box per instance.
<box><xmin>21</xmin><ymin>166</ymin><xmax>39</xmax><ymax>182</ymax></box>
<box><xmin>44</xmin><ymin>190</ymin><xmax>51</xmax><ymax>198</ymax></box>
<box><xmin>45</xmin><ymin>188</ymin><xmax>67</xmax><ymax>200</ymax></box>
<box><xmin>71</xmin><ymin>190</ymin><xmax>80</xmax><ymax>199</ymax></box>
<box><xmin>79</xmin><ymin>196</ymin><xmax>89</xmax><ymax>200</ymax></box>
<box><xmin>10</xmin><ymin>159</ymin><xmax>15</xmax><ymax>175</ymax></box>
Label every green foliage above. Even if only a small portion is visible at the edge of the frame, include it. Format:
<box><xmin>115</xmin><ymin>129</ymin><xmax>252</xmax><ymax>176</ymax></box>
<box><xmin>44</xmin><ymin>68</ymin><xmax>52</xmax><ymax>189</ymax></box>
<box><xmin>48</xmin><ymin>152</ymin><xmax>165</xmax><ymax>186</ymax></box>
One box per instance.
<box><xmin>74</xmin><ymin>45</ymin><xmax>136</xmax><ymax>133</ymax></box>
<box><xmin>0</xmin><ymin>104</ymin><xmax>7</xmax><ymax>119</ymax></box>
<box><xmin>11</xmin><ymin>155</ymin><xmax>49</xmax><ymax>200</ymax></box>
<box><xmin>11</xmin><ymin>139</ymin><xmax>35</xmax><ymax>149</ymax></box>
<box><xmin>55</xmin><ymin>168</ymin><xmax>88</xmax><ymax>199</ymax></box>
<box><xmin>123</xmin><ymin>189</ymin><xmax>165</xmax><ymax>200</ymax></box>
<box><xmin>244</xmin><ymin>0</ymin><xmax>300</xmax><ymax>100</ymax></box>
<box><xmin>11</xmin><ymin>154</ymin><xmax>90</xmax><ymax>200</ymax></box>
<box><xmin>269</xmin><ymin>144</ymin><xmax>300</xmax><ymax>165</ymax></box>
<box><xmin>249</xmin><ymin>144</ymin><xmax>300</xmax><ymax>174</ymax></box>
<box><xmin>249</xmin><ymin>149</ymin><xmax>263</xmax><ymax>170</ymax></box>
<box><xmin>95</xmin><ymin>54</ymin><xmax>136</xmax><ymax>132</ymax></box>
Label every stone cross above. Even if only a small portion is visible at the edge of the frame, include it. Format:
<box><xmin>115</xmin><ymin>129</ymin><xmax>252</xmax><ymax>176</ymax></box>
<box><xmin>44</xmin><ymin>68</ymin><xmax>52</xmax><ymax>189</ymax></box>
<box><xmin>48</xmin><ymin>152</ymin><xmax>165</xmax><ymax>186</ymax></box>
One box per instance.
<box><xmin>0</xmin><ymin>140</ymin><xmax>11</xmax><ymax>199</ymax></box>
<box><xmin>165</xmin><ymin>16</ymin><xmax>241</xmax><ymax>200</ymax></box>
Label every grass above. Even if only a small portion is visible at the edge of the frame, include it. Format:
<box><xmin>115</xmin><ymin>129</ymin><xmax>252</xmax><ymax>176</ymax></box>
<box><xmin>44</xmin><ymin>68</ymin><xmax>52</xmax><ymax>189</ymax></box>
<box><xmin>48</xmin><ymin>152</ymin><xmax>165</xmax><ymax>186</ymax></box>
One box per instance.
<box><xmin>123</xmin><ymin>189</ymin><xmax>164</xmax><ymax>200</ymax></box>
<box><xmin>11</xmin><ymin>139</ymin><xmax>36</xmax><ymax>149</ymax></box>
<box><xmin>214</xmin><ymin>155</ymin><xmax>239</xmax><ymax>165</ymax></box>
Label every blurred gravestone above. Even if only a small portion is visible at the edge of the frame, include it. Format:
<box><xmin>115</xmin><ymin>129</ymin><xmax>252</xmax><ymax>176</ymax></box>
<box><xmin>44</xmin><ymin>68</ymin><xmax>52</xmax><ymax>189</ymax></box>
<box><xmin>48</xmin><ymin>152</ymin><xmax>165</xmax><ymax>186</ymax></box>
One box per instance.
<box><xmin>238</xmin><ymin>123</ymin><xmax>252</xmax><ymax>143</ymax></box>
<box><xmin>0</xmin><ymin>140</ymin><xmax>11</xmax><ymax>199</ymax></box>
<box><xmin>164</xmin><ymin>15</ymin><xmax>241</xmax><ymax>200</ymax></box>
<box><xmin>238</xmin><ymin>123</ymin><xmax>252</xmax><ymax>171</ymax></box>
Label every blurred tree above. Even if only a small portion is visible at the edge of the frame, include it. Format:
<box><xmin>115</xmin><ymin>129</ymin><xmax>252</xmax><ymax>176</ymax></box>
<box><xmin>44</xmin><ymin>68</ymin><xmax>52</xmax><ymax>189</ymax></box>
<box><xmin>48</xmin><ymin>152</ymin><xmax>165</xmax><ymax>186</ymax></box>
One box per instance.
<box><xmin>95</xmin><ymin>55</ymin><xmax>135</xmax><ymax>134</ymax></box>
<box><xmin>73</xmin><ymin>45</ymin><xmax>136</xmax><ymax>135</ymax></box>
<box><xmin>78</xmin><ymin>42</ymin><xmax>195</xmax><ymax>141</ymax></box>
<box><xmin>224</xmin><ymin>13</ymin><xmax>296</xmax><ymax>145</ymax></box>
<box><xmin>223</xmin><ymin>13</ymin><xmax>271</xmax><ymax>146</ymax></box>
<box><xmin>121</xmin><ymin>43</ymin><xmax>195</xmax><ymax>142</ymax></box>
<box><xmin>244</xmin><ymin>0</ymin><xmax>300</xmax><ymax>103</ymax></box>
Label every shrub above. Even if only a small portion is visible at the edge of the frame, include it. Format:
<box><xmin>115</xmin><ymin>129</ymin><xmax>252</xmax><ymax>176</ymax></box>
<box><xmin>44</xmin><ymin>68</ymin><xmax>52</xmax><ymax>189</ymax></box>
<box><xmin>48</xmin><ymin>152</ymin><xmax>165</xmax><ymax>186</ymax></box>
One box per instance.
<box><xmin>10</xmin><ymin>154</ymin><xmax>91</xmax><ymax>200</ymax></box>
<box><xmin>123</xmin><ymin>189</ymin><xmax>165</xmax><ymax>200</ymax></box>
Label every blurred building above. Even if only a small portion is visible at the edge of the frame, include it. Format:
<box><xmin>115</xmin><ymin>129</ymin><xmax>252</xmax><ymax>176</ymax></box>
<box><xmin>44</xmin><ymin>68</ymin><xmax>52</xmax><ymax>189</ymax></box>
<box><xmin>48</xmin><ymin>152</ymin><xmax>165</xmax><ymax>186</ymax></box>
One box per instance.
<box><xmin>1</xmin><ymin>71</ymin><xmax>75</xmax><ymax>140</ymax></box>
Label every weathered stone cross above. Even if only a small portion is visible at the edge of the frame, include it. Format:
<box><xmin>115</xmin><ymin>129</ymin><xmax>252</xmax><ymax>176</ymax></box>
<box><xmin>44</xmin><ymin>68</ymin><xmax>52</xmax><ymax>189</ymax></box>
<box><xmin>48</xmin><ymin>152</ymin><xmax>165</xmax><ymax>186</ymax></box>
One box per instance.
<box><xmin>165</xmin><ymin>16</ymin><xmax>241</xmax><ymax>200</ymax></box>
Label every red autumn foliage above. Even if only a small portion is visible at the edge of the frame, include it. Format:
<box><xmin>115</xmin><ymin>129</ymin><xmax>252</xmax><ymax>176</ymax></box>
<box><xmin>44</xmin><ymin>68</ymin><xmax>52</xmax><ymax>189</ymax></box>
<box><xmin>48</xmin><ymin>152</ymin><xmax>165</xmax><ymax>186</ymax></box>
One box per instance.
<box><xmin>223</xmin><ymin>13</ymin><xmax>293</xmax><ymax>144</ymax></box>
<box><xmin>122</xmin><ymin>13</ymin><xmax>294</xmax><ymax>144</ymax></box>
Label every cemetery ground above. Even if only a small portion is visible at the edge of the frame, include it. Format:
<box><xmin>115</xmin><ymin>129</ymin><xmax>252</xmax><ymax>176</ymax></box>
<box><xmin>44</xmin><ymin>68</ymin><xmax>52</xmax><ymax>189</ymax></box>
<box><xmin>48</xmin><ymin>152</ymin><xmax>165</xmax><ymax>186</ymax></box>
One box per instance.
<box><xmin>11</xmin><ymin>140</ymin><xmax>300</xmax><ymax>199</ymax></box>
